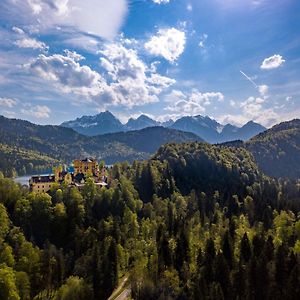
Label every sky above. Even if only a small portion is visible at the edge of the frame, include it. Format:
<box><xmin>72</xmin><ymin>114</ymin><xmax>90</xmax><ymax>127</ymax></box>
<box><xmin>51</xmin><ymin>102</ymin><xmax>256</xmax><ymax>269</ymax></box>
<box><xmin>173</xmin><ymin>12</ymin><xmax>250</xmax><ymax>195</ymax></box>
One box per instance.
<box><xmin>0</xmin><ymin>0</ymin><xmax>299</xmax><ymax>127</ymax></box>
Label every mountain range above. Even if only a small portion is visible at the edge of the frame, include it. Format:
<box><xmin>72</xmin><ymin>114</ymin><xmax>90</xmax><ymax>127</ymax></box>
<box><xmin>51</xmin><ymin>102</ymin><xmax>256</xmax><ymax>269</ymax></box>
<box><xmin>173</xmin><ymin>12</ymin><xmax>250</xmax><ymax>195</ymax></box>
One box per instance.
<box><xmin>61</xmin><ymin>111</ymin><xmax>266</xmax><ymax>143</ymax></box>
<box><xmin>1</xmin><ymin>115</ymin><xmax>300</xmax><ymax>179</ymax></box>
<box><xmin>0</xmin><ymin>115</ymin><xmax>201</xmax><ymax>176</ymax></box>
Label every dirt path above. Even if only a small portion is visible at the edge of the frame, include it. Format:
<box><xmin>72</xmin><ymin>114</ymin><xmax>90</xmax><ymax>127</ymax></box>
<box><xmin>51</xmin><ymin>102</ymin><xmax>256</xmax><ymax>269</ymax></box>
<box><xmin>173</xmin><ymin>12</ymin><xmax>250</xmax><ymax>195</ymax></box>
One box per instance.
<box><xmin>114</xmin><ymin>288</ymin><xmax>131</xmax><ymax>300</ymax></box>
<box><xmin>108</xmin><ymin>276</ymin><xmax>131</xmax><ymax>300</ymax></box>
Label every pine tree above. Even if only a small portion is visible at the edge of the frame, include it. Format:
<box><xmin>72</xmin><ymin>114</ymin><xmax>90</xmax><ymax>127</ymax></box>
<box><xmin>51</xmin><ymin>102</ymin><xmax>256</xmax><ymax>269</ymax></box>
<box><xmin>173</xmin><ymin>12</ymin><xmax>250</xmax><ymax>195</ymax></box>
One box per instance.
<box><xmin>240</xmin><ymin>233</ymin><xmax>251</xmax><ymax>263</ymax></box>
<box><xmin>222</xmin><ymin>231</ymin><xmax>233</xmax><ymax>268</ymax></box>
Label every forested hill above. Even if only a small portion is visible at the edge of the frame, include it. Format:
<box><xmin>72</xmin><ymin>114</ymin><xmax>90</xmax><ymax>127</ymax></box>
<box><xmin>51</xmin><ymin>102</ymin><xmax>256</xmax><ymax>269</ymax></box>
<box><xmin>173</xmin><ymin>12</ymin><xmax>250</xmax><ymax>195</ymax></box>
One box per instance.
<box><xmin>245</xmin><ymin>119</ymin><xmax>300</xmax><ymax>179</ymax></box>
<box><xmin>217</xmin><ymin>119</ymin><xmax>300</xmax><ymax>179</ymax></box>
<box><xmin>1</xmin><ymin>141</ymin><xmax>300</xmax><ymax>299</ymax></box>
<box><xmin>0</xmin><ymin>116</ymin><xmax>202</xmax><ymax>176</ymax></box>
<box><xmin>150</xmin><ymin>142</ymin><xmax>259</xmax><ymax>198</ymax></box>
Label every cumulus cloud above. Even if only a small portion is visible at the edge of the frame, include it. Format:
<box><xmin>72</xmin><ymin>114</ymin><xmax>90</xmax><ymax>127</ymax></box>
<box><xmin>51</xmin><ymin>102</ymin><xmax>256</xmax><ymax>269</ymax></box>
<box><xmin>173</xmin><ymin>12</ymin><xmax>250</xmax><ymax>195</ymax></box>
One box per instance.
<box><xmin>165</xmin><ymin>89</ymin><xmax>224</xmax><ymax>116</ymax></box>
<box><xmin>258</xmin><ymin>84</ymin><xmax>269</xmax><ymax>97</ymax></box>
<box><xmin>261</xmin><ymin>54</ymin><xmax>285</xmax><ymax>70</ymax></box>
<box><xmin>152</xmin><ymin>0</ymin><xmax>170</xmax><ymax>4</ymax></box>
<box><xmin>27</xmin><ymin>43</ymin><xmax>175</xmax><ymax>108</ymax></box>
<box><xmin>199</xmin><ymin>34</ymin><xmax>208</xmax><ymax>48</ymax></box>
<box><xmin>0</xmin><ymin>97</ymin><xmax>17</xmax><ymax>108</ymax></box>
<box><xmin>100</xmin><ymin>44</ymin><xmax>147</xmax><ymax>81</ymax></box>
<box><xmin>240</xmin><ymin>96</ymin><xmax>265</xmax><ymax>117</ymax></box>
<box><xmin>98</xmin><ymin>43</ymin><xmax>175</xmax><ymax>107</ymax></box>
<box><xmin>166</xmin><ymin>100</ymin><xmax>206</xmax><ymax>115</ymax></box>
<box><xmin>218</xmin><ymin>96</ymin><xmax>279</xmax><ymax>127</ymax></box>
<box><xmin>12</xmin><ymin>26</ymin><xmax>25</xmax><ymax>35</ymax></box>
<box><xmin>1</xmin><ymin>0</ymin><xmax>128</xmax><ymax>39</ymax></box>
<box><xmin>164</xmin><ymin>90</ymin><xmax>186</xmax><ymax>103</ymax></box>
<box><xmin>28</xmin><ymin>53</ymin><xmax>106</xmax><ymax>97</ymax></box>
<box><xmin>14</xmin><ymin>37</ymin><xmax>47</xmax><ymax>50</ymax></box>
<box><xmin>219</xmin><ymin>109</ymin><xmax>279</xmax><ymax>128</ymax></box>
<box><xmin>63</xmin><ymin>49</ymin><xmax>85</xmax><ymax>62</ymax></box>
<box><xmin>11</xmin><ymin>24</ymin><xmax>48</xmax><ymax>50</ymax></box>
<box><xmin>147</xmin><ymin>73</ymin><xmax>175</xmax><ymax>89</ymax></box>
<box><xmin>145</xmin><ymin>28</ymin><xmax>186</xmax><ymax>62</ymax></box>
<box><xmin>21</xmin><ymin>104</ymin><xmax>51</xmax><ymax>119</ymax></box>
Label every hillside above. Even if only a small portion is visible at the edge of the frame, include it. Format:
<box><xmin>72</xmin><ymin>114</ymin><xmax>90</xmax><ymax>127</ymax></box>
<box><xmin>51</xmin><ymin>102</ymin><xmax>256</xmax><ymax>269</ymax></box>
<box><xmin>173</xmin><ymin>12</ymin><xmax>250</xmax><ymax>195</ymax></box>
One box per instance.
<box><xmin>245</xmin><ymin>119</ymin><xmax>300</xmax><ymax>179</ymax></box>
<box><xmin>1</xmin><ymin>132</ymin><xmax>300</xmax><ymax>299</ymax></box>
<box><xmin>0</xmin><ymin>116</ymin><xmax>202</xmax><ymax>176</ymax></box>
<box><xmin>139</xmin><ymin>141</ymin><xmax>260</xmax><ymax>200</ymax></box>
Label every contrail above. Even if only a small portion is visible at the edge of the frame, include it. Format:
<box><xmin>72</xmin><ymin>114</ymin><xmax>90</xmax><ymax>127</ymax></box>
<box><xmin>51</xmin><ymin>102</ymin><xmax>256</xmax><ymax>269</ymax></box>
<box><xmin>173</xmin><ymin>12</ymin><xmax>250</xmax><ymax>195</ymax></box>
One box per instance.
<box><xmin>240</xmin><ymin>70</ymin><xmax>258</xmax><ymax>88</ymax></box>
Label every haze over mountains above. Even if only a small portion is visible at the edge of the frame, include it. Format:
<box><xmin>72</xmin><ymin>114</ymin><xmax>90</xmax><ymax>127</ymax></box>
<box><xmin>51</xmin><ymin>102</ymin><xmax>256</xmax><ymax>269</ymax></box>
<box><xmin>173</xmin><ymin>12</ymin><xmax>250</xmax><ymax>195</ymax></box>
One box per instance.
<box><xmin>1</xmin><ymin>114</ymin><xmax>300</xmax><ymax>180</ymax></box>
<box><xmin>61</xmin><ymin>111</ymin><xmax>266</xmax><ymax>143</ymax></box>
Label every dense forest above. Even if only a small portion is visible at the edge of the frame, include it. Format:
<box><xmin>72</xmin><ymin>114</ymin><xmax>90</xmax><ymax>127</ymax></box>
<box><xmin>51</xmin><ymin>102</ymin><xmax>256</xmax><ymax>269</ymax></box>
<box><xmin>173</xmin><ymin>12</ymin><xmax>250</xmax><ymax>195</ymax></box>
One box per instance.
<box><xmin>1</xmin><ymin>142</ymin><xmax>300</xmax><ymax>299</ymax></box>
<box><xmin>0</xmin><ymin>116</ymin><xmax>201</xmax><ymax>177</ymax></box>
<box><xmin>246</xmin><ymin>119</ymin><xmax>300</xmax><ymax>179</ymax></box>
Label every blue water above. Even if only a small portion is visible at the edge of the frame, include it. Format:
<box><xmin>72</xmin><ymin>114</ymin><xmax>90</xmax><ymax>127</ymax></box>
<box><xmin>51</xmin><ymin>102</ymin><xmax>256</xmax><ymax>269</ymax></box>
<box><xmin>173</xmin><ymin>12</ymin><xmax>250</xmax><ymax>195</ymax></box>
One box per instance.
<box><xmin>14</xmin><ymin>174</ymin><xmax>50</xmax><ymax>186</ymax></box>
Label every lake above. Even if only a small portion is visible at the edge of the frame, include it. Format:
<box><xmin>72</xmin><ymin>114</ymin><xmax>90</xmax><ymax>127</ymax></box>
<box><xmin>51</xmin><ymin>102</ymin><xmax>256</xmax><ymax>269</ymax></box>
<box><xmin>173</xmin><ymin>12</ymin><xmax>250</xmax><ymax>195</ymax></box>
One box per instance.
<box><xmin>14</xmin><ymin>174</ymin><xmax>50</xmax><ymax>186</ymax></box>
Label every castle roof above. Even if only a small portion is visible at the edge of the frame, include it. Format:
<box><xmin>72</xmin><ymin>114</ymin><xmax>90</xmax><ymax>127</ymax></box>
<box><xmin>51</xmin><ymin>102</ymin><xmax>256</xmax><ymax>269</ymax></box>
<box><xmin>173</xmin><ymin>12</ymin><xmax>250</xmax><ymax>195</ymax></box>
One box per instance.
<box><xmin>80</xmin><ymin>158</ymin><xmax>96</xmax><ymax>163</ymax></box>
<box><xmin>31</xmin><ymin>175</ymin><xmax>56</xmax><ymax>183</ymax></box>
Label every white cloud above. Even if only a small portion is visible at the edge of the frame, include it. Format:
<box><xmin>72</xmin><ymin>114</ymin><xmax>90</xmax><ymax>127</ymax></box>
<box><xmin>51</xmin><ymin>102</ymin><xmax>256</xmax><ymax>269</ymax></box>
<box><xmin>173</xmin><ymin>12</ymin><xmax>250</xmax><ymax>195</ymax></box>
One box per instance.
<box><xmin>14</xmin><ymin>37</ymin><xmax>47</xmax><ymax>50</ymax></box>
<box><xmin>145</xmin><ymin>28</ymin><xmax>186</xmax><ymax>62</ymax></box>
<box><xmin>240</xmin><ymin>96</ymin><xmax>265</xmax><ymax>118</ymax></box>
<box><xmin>28</xmin><ymin>43</ymin><xmax>175</xmax><ymax>108</ymax></box>
<box><xmin>258</xmin><ymin>84</ymin><xmax>269</xmax><ymax>97</ymax></box>
<box><xmin>218</xmin><ymin>96</ymin><xmax>279</xmax><ymax>127</ymax></box>
<box><xmin>261</xmin><ymin>54</ymin><xmax>285</xmax><ymax>70</ymax></box>
<box><xmin>2</xmin><ymin>110</ymin><xmax>16</xmax><ymax>119</ymax></box>
<box><xmin>230</xmin><ymin>99</ymin><xmax>236</xmax><ymax>107</ymax></box>
<box><xmin>152</xmin><ymin>0</ymin><xmax>170</xmax><ymax>4</ymax></box>
<box><xmin>217</xmin><ymin>114</ymin><xmax>249</xmax><ymax>127</ymax></box>
<box><xmin>63</xmin><ymin>34</ymin><xmax>100</xmax><ymax>53</ymax></box>
<box><xmin>166</xmin><ymin>100</ymin><xmax>206</xmax><ymax>115</ymax></box>
<box><xmin>21</xmin><ymin>104</ymin><xmax>51</xmax><ymax>119</ymax></box>
<box><xmin>63</xmin><ymin>49</ymin><xmax>85</xmax><ymax>62</ymax></box>
<box><xmin>147</xmin><ymin>73</ymin><xmax>175</xmax><ymax>89</ymax></box>
<box><xmin>249</xmin><ymin>108</ymin><xmax>279</xmax><ymax>126</ymax></box>
<box><xmin>165</xmin><ymin>89</ymin><xmax>224</xmax><ymax>116</ymax></box>
<box><xmin>100</xmin><ymin>44</ymin><xmax>146</xmax><ymax>81</ymax></box>
<box><xmin>191</xmin><ymin>91</ymin><xmax>224</xmax><ymax>105</ymax></box>
<box><xmin>98</xmin><ymin>43</ymin><xmax>175</xmax><ymax>107</ymax></box>
<box><xmin>2</xmin><ymin>0</ymin><xmax>128</xmax><ymax>39</ymax></box>
<box><xmin>164</xmin><ymin>89</ymin><xmax>186</xmax><ymax>103</ymax></box>
<box><xmin>187</xmin><ymin>4</ymin><xmax>193</xmax><ymax>11</ymax></box>
<box><xmin>0</xmin><ymin>97</ymin><xmax>17</xmax><ymax>108</ymax></box>
<box><xmin>199</xmin><ymin>34</ymin><xmax>208</xmax><ymax>48</ymax></box>
<box><xmin>12</xmin><ymin>26</ymin><xmax>25</xmax><ymax>35</ymax></box>
<box><xmin>28</xmin><ymin>53</ymin><xmax>106</xmax><ymax>97</ymax></box>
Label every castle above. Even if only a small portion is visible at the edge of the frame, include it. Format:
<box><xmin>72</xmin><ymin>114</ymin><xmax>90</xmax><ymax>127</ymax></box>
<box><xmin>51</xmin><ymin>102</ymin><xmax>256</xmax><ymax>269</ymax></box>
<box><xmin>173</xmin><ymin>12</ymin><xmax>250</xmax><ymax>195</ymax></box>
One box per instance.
<box><xmin>29</xmin><ymin>158</ymin><xmax>108</xmax><ymax>193</ymax></box>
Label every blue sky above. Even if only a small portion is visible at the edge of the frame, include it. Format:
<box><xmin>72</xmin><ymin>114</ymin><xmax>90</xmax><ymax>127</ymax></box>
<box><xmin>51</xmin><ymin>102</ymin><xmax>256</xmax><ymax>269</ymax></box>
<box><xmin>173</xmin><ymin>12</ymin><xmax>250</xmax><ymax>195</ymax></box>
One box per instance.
<box><xmin>0</xmin><ymin>0</ymin><xmax>299</xmax><ymax>127</ymax></box>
